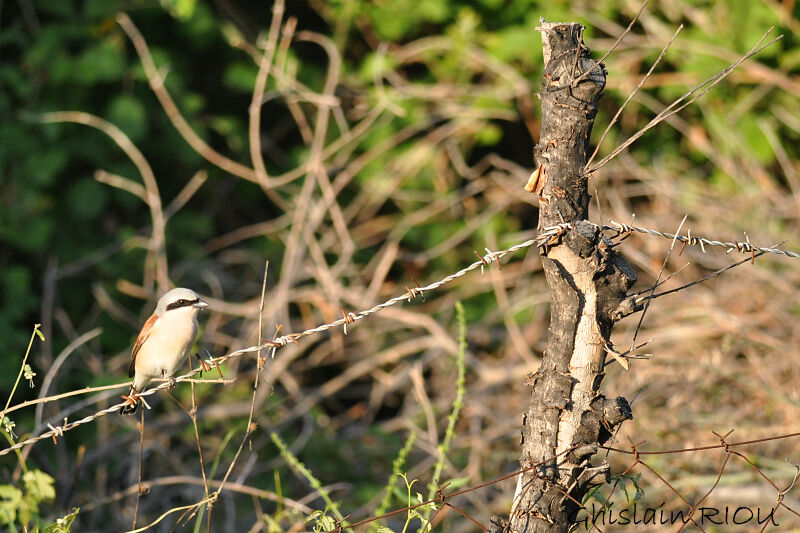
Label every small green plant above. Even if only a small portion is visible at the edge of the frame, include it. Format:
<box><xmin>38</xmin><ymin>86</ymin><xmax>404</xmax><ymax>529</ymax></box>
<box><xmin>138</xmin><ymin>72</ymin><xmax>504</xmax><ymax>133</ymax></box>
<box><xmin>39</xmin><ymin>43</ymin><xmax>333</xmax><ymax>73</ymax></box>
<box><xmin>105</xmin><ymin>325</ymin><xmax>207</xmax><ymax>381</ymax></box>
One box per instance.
<box><xmin>305</xmin><ymin>509</ymin><xmax>338</xmax><ymax>532</ymax></box>
<box><xmin>399</xmin><ymin>474</ymin><xmax>438</xmax><ymax>533</ymax></box>
<box><xmin>365</xmin><ymin>474</ymin><xmax>439</xmax><ymax>533</ymax></box>
<box><xmin>0</xmin><ymin>324</ymin><xmax>68</xmax><ymax>532</ymax></box>
<box><xmin>583</xmin><ymin>472</ymin><xmax>645</xmax><ymax>508</ymax></box>
<box><xmin>417</xmin><ymin>302</ymin><xmax>468</xmax><ymax>530</ymax></box>
<box><xmin>371</xmin><ymin>431</ymin><xmax>417</xmax><ymax>532</ymax></box>
<box><xmin>43</xmin><ymin>508</ymin><xmax>79</xmax><ymax>533</ymax></box>
<box><xmin>0</xmin><ymin>469</ymin><xmax>67</xmax><ymax>531</ymax></box>
<box><xmin>271</xmin><ymin>432</ymin><xmax>348</xmax><ymax>528</ymax></box>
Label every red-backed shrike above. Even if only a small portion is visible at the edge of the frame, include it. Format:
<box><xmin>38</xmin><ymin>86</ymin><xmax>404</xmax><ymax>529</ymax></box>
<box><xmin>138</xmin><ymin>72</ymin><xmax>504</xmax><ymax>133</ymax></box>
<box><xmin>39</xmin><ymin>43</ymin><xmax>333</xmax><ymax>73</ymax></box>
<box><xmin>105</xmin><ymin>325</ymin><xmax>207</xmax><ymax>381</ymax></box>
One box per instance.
<box><xmin>120</xmin><ymin>287</ymin><xmax>208</xmax><ymax>415</ymax></box>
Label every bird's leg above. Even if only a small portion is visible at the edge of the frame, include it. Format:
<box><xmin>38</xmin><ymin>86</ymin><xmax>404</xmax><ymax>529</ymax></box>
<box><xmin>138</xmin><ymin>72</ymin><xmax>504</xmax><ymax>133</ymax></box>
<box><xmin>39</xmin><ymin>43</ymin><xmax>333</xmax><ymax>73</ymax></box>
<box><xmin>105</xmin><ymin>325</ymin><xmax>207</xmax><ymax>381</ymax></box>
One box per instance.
<box><xmin>168</xmin><ymin>377</ymin><xmax>177</xmax><ymax>389</ymax></box>
<box><xmin>196</xmin><ymin>352</ymin><xmax>211</xmax><ymax>374</ymax></box>
<box><xmin>122</xmin><ymin>385</ymin><xmax>140</xmax><ymax>407</ymax></box>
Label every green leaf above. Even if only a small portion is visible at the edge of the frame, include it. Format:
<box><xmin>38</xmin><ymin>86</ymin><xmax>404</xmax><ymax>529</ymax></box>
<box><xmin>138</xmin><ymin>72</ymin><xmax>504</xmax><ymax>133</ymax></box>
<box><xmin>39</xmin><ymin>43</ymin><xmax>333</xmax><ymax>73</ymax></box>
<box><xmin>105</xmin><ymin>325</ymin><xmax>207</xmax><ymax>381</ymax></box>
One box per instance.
<box><xmin>440</xmin><ymin>476</ymin><xmax>470</xmax><ymax>490</ymax></box>
<box><xmin>319</xmin><ymin>515</ymin><xmax>336</xmax><ymax>528</ymax></box>
<box><xmin>22</xmin><ymin>150</ymin><xmax>68</xmax><ymax>187</ymax></box>
<box><xmin>0</xmin><ymin>485</ymin><xmax>23</xmax><ymax>525</ymax></box>
<box><xmin>738</xmin><ymin>116</ymin><xmax>773</xmax><ymax>164</ymax></box>
<box><xmin>475</xmin><ymin>123</ymin><xmax>502</xmax><ymax>146</ymax></box>
<box><xmin>23</xmin><ymin>470</ymin><xmax>56</xmax><ymax>506</ymax></box>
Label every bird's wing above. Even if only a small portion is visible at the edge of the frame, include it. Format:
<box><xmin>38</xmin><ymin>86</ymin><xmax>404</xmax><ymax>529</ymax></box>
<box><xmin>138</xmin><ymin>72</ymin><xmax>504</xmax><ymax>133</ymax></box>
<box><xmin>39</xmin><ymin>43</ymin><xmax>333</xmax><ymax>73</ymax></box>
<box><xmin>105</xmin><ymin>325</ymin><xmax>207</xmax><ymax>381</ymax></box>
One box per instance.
<box><xmin>129</xmin><ymin>314</ymin><xmax>159</xmax><ymax>378</ymax></box>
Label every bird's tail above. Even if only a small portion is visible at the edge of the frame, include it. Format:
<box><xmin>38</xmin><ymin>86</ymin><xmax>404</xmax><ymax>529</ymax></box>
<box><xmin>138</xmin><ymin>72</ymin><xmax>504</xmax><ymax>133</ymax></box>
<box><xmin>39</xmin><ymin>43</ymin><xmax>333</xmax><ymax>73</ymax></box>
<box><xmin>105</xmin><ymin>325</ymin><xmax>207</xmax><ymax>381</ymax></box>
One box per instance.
<box><xmin>119</xmin><ymin>386</ymin><xmax>139</xmax><ymax>415</ymax></box>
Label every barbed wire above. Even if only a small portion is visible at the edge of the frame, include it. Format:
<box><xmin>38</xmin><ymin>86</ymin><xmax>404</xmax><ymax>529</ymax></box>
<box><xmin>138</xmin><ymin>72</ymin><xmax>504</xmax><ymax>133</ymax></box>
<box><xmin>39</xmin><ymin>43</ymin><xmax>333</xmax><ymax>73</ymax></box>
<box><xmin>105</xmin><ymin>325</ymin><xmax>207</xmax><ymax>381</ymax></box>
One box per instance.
<box><xmin>604</xmin><ymin>220</ymin><xmax>800</xmax><ymax>259</ymax></box>
<box><xmin>312</xmin><ymin>430</ymin><xmax>800</xmax><ymax>532</ymax></box>
<box><xmin>0</xmin><ymin>236</ymin><xmax>539</xmax><ymax>458</ymax></box>
<box><xmin>537</xmin><ymin>220</ymin><xmax>800</xmax><ymax>260</ymax></box>
<box><xmin>3</xmin><ymin>219</ymin><xmax>798</xmax><ymax>459</ymax></box>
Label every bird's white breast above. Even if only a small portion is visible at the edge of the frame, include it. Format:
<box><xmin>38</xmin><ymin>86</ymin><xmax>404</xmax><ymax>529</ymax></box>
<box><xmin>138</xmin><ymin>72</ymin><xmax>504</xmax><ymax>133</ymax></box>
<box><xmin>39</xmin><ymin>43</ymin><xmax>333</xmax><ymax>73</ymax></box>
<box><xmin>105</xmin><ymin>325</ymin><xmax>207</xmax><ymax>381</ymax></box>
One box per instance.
<box><xmin>135</xmin><ymin>311</ymin><xmax>198</xmax><ymax>386</ymax></box>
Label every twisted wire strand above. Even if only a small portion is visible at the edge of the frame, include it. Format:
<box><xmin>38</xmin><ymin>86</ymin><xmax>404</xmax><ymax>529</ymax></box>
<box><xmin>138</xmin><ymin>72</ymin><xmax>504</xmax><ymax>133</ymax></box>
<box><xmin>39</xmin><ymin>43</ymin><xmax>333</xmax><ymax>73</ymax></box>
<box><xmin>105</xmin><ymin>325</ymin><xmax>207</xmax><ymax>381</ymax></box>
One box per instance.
<box><xmin>0</xmin><ymin>237</ymin><xmax>541</xmax><ymax>457</ymax></box>
<box><xmin>604</xmin><ymin>220</ymin><xmax>800</xmax><ymax>259</ymax></box>
<box><xmin>3</xmin><ymin>220</ymin><xmax>796</xmax><ymax>457</ymax></box>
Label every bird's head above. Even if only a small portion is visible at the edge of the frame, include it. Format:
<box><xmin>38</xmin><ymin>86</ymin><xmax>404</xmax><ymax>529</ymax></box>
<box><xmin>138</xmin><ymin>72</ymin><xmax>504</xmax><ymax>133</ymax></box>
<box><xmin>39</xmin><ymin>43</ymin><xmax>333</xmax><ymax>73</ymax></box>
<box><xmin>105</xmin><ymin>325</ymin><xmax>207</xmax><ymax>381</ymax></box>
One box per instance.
<box><xmin>155</xmin><ymin>287</ymin><xmax>208</xmax><ymax>317</ymax></box>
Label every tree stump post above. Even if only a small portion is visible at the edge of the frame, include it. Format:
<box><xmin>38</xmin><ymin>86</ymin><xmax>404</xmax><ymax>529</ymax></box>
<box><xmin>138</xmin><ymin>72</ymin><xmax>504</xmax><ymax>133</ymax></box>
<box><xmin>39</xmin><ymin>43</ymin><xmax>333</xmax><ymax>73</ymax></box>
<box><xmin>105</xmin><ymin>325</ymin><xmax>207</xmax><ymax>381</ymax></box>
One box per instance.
<box><xmin>500</xmin><ymin>20</ymin><xmax>638</xmax><ymax>533</ymax></box>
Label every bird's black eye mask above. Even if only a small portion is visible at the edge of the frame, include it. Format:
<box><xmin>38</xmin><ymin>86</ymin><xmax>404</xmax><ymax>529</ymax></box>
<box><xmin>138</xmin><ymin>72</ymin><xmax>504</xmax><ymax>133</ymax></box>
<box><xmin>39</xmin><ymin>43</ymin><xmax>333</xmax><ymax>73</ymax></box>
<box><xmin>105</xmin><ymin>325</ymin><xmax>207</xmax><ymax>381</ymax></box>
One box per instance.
<box><xmin>166</xmin><ymin>298</ymin><xmax>200</xmax><ymax>311</ymax></box>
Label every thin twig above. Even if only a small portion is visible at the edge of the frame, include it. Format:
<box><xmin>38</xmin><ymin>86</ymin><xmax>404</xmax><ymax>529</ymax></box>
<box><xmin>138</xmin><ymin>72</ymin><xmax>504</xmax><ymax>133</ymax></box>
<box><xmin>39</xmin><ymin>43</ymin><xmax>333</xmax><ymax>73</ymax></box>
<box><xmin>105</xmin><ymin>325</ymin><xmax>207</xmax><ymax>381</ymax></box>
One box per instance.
<box><xmin>249</xmin><ymin>0</ymin><xmax>284</xmax><ymax>192</ymax></box>
<box><xmin>633</xmin><ymin>246</ymin><xmax>777</xmax><ymax>304</ymax></box>
<box><xmin>123</xmin><ymin>495</ymin><xmax>217</xmax><ymax>533</ymax></box>
<box><xmin>586</xmin><ymin>24</ymin><xmax>683</xmax><ymax>169</ymax></box>
<box><xmin>187</xmin><ymin>354</ymin><xmax>211</xmax><ymax>530</ymax></box>
<box><xmin>81</xmin><ymin>475</ymin><xmax>312</xmax><ymax>514</ymax></box>
<box><xmin>116</xmin><ymin>12</ymin><xmax>260</xmax><ymax>184</ymax></box>
<box><xmin>587</xmin><ymin>28</ymin><xmax>782</xmax><ymax>173</ymax></box>
<box><xmin>630</xmin><ymin>215</ymin><xmax>686</xmax><ymax>349</ymax></box>
<box><xmin>571</xmin><ymin>0</ymin><xmax>649</xmax><ymax>87</ymax></box>
<box><xmin>215</xmin><ymin>261</ymin><xmax>270</xmax><ymax>515</ymax></box>
<box><xmin>164</xmin><ymin>170</ymin><xmax>208</xmax><ymax>219</ymax></box>
<box><xmin>34</xmin><ymin>328</ymin><xmax>103</xmax><ymax>433</ymax></box>
<box><xmin>32</xmin><ymin>111</ymin><xmax>169</xmax><ymax>292</ymax></box>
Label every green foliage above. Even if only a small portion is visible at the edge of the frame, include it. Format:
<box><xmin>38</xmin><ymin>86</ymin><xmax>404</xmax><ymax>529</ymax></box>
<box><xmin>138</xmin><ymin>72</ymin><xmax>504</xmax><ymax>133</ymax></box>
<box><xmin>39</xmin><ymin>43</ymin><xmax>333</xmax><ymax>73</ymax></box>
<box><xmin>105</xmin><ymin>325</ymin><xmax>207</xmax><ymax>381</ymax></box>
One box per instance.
<box><xmin>371</xmin><ymin>431</ymin><xmax>417</xmax><ymax>532</ymax></box>
<box><xmin>0</xmin><ymin>470</ymin><xmax>73</xmax><ymax>532</ymax></box>
<box><xmin>305</xmin><ymin>509</ymin><xmax>338</xmax><ymax>532</ymax></box>
<box><xmin>583</xmin><ymin>472</ymin><xmax>645</xmax><ymax>508</ymax></box>
<box><xmin>2</xmin><ymin>324</ymin><xmax>45</xmax><ymax>453</ymax></box>
<box><xmin>160</xmin><ymin>0</ymin><xmax>198</xmax><ymax>20</ymax></box>
<box><xmin>427</xmin><ymin>301</ymin><xmax>466</xmax><ymax>493</ymax></box>
<box><xmin>270</xmin><ymin>432</ymin><xmax>347</xmax><ymax>526</ymax></box>
<box><xmin>43</xmin><ymin>508</ymin><xmax>79</xmax><ymax>533</ymax></box>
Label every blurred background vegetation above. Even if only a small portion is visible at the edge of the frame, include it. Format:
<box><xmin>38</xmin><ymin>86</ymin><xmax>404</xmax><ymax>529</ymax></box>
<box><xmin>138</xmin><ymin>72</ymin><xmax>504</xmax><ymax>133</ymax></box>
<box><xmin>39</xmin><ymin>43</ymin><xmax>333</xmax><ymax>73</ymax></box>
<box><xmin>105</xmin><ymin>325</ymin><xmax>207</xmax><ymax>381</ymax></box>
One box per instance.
<box><xmin>2</xmin><ymin>0</ymin><xmax>800</xmax><ymax>530</ymax></box>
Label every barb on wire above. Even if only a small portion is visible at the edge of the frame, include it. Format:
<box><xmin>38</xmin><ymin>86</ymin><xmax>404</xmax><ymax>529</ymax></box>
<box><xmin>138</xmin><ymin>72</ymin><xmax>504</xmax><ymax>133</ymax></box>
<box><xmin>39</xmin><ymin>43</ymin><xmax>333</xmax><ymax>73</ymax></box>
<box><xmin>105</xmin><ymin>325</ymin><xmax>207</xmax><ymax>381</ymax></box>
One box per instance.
<box><xmin>632</xmin><ymin>244</ymin><xmax>779</xmax><ymax>305</ymax></box>
<box><xmin>534</xmin><ymin>220</ymin><xmax>800</xmax><ymax>260</ymax></box>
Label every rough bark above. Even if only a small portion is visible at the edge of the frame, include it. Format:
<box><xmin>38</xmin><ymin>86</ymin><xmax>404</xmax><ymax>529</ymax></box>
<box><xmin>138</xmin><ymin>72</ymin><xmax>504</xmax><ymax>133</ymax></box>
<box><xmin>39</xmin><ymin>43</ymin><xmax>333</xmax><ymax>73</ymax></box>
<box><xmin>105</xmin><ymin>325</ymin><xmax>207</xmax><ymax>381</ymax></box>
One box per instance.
<box><xmin>497</xmin><ymin>21</ymin><xmax>637</xmax><ymax>533</ymax></box>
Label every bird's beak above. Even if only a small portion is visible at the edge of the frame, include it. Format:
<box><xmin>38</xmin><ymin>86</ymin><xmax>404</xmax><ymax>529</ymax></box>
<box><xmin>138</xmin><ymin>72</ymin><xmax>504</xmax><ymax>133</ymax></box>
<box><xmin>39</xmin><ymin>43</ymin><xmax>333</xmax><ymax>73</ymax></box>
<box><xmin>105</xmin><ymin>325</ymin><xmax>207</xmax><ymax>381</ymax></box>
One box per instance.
<box><xmin>194</xmin><ymin>299</ymin><xmax>209</xmax><ymax>310</ymax></box>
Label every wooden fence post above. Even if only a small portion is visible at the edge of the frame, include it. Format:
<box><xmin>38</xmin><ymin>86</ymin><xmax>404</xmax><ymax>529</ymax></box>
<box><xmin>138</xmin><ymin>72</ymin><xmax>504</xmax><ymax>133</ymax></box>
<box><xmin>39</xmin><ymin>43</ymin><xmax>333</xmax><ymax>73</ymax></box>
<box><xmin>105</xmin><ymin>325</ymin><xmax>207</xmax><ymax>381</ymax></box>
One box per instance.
<box><xmin>499</xmin><ymin>20</ymin><xmax>637</xmax><ymax>533</ymax></box>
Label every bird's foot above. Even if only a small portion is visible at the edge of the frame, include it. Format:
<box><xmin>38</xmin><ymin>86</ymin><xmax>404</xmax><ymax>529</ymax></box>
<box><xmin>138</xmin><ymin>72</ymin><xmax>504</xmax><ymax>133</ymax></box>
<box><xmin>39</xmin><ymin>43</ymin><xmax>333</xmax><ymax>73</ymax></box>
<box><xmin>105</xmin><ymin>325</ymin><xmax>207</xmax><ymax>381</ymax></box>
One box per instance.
<box><xmin>196</xmin><ymin>352</ymin><xmax>211</xmax><ymax>374</ymax></box>
<box><xmin>120</xmin><ymin>386</ymin><xmax>141</xmax><ymax>414</ymax></box>
<box><xmin>168</xmin><ymin>377</ymin><xmax>177</xmax><ymax>390</ymax></box>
